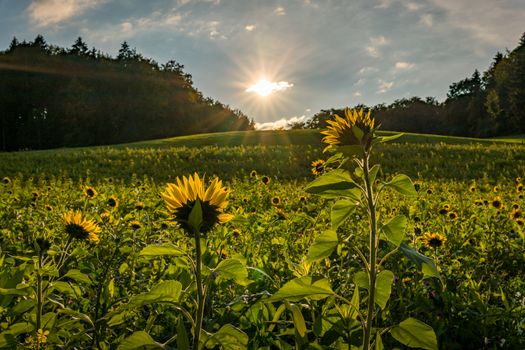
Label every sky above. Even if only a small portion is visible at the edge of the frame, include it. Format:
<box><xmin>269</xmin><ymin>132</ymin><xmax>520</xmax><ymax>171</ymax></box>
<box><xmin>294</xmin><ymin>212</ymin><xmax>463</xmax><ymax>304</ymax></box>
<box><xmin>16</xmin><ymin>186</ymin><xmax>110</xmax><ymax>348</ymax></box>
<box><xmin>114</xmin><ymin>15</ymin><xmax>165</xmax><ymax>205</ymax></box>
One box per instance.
<box><xmin>0</xmin><ymin>0</ymin><xmax>524</xmax><ymax>129</ymax></box>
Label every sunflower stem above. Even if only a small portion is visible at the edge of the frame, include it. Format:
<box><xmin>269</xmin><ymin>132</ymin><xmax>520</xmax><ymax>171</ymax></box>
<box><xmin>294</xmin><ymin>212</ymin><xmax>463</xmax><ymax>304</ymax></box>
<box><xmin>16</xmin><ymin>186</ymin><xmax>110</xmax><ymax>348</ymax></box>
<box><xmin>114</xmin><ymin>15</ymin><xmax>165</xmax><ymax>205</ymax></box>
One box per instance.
<box><xmin>36</xmin><ymin>253</ymin><xmax>43</xmax><ymax>331</ymax></box>
<box><xmin>362</xmin><ymin>151</ymin><xmax>378</xmax><ymax>350</ymax></box>
<box><xmin>193</xmin><ymin>231</ymin><xmax>205</xmax><ymax>350</ymax></box>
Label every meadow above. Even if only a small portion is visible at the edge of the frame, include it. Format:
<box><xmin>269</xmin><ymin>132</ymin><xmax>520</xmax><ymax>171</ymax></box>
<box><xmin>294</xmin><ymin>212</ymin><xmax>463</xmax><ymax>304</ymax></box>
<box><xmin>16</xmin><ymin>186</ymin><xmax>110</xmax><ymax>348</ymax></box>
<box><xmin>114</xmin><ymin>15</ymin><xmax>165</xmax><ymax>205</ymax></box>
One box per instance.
<box><xmin>0</xmin><ymin>129</ymin><xmax>524</xmax><ymax>349</ymax></box>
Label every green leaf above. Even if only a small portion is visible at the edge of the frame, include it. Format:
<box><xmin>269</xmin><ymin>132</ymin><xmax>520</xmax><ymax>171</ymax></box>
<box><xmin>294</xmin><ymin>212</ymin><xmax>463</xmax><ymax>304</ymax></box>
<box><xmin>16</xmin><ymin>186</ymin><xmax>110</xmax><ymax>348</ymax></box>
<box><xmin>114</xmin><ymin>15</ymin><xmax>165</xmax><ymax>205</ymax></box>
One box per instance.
<box><xmin>354</xmin><ymin>270</ymin><xmax>394</xmax><ymax>310</ymax></box>
<box><xmin>267</xmin><ymin>276</ymin><xmax>335</xmax><ymax>302</ymax></box>
<box><xmin>214</xmin><ymin>259</ymin><xmax>250</xmax><ymax>286</ymax></box>
<box><xmin>375</xmin><ymin>332</ymin><xmax>384</xmax><ymax>350</ymax></box>
<box><xmin>117</xmin><ymin>331</ymin><xmax>164</xmax><ymax>350</ymax></box>
<box><xmin>386</xmin><ymin>174</ymin><xmax>418</xmax><ymax>197</ymax></box>
<box><xmin>331</xmin><ymin>200</ymin><xmax>358</xmax><ymax>230</ymax></box>
<box><xmin>58</xmin><ymin>308</ymin><xmax>94</xmax><ymax>327</ymax></box>
<box><xmin>379</xmin><ymin>133</ymin><xmax>403</xmax><ymax>143</ymax></box>
<box><xmin>352</xmin><ymin>125</ymin><xmax>364</xmax><ymax>141</ymax></box>
<box><xmin>188</xmin><ymin>198</ymin><xmax>203</xmax><ymax>232</ymax></box>
<box><xmin>369</xmin><ymin>164</ymin><xmax>381</xmax><ymax>184</ymax></box>
<box><xmin>205</xmin><ymin>324</ymin><xmax>248</xmax><ymax>350</ymax></box>
<box><xmin>177</xmin><ymin>316</ymin><xmax>190</xmax><ymax>350</ymax></box>
<box><xmin>64</xmin><ymin>269</ymin><xmax>92</xmax><ymax>285</ymax></box>
<box><xmin>400</xmin><ymin>243</ymin><xmax>440</xmax><ymax>278</ymax></box>
<box><xmin>128</xmin><ymin>280</ymin><xmax>182</xmax><ymax>307</ymax></box>
<box><xmin>305</xmin><ymin>169</ymin><xmax>360</xmax><ymax>199</ymax></box>
<box><xmin>288</xmin><ymin>303</ymin><xmax>307</xmax><ymax>338</ymax></box>
<box><xmin>307</xmin><ymin>230</ymin><xmax>339</xmax><ymax>262</ymax></box>
<box><xmin>139</xmin><ymin>244</ymin><xmax>186</xmax><ymax>257</ymax></box>
<box><xmin>380</xmin><ymin>215</ymin><xmax>407</xmax><ymax>247</ymax></box>
<box><xmin>336</xmin><ymin>145</ymin><xmax>364</xmax><ymax>158</ymax></box>
<box><xmin>390</xmin><ymin>317</ymin><xmax>438</xmax><ymax>350</ymax></box>
<box><xmin>0</xmin><ymin>287</ymin><xmax>31</xmax><ymax>296</ymax></box>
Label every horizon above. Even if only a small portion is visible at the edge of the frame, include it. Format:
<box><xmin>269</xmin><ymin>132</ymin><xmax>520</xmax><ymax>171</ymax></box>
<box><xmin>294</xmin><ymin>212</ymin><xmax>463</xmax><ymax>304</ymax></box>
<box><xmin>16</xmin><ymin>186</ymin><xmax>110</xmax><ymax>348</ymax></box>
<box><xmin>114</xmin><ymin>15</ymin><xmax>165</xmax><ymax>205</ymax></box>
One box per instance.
<box><xmin>1</xmin><ymin>0</ymin><xmax>524</xmax><ymax>129</ymax></box>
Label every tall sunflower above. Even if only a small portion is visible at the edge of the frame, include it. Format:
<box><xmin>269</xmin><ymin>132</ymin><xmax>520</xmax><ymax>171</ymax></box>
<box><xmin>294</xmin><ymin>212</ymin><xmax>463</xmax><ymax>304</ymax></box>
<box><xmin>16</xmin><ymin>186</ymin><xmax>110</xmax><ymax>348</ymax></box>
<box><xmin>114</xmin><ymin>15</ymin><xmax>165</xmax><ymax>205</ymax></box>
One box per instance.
<box><xmin>162</xmin><ymin>173</ymin><xmax>233</xmax><ymax>234</ymax></box>
<box><xmin>63</xmin><ymin>210</ymin><xmax>101</xmax><ymax>243</ymax></box>
<box><xmin>321</xmin><ymin>108</ymin><xmax>377</xmax><ymax>152</ymax></box>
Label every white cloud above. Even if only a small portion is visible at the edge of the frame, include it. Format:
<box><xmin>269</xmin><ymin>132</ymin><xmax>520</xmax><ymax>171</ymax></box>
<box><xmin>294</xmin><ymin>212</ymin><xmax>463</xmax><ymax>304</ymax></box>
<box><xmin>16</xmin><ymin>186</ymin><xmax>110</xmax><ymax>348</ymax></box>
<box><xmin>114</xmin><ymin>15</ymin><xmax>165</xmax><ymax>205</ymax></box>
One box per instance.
<box><xmin>27</xmin><ymin>0</ymin><xmax>104</xmax><ymax>26</ymax></box>
<box><xmin>305</xmin><ymin>108</ymin><xmax>311</xmax><ymax>112</ymax></box>
<box><xmin>374</xmin><ymin>0</ymin><xmax>391</xmax><ymax>9</ymax></box>
<box><xmin>404</xmin><ymin>2</ymin><xmax>421</xmax><ymax>12</ymax></box>
<box><xmin>274</xmin><ymin>6</ymin><xmax>286</xmax><ymax>16</ymax></box>
<box><xmin>255</xmin><ymin>116</ymin><xmax>307</xmax><ymax>130</ymax></box>
<box><xmin>378</xmin><ymin>80</ymin><xmax>394</xmax><ymax>93</ymax></box>
<box><xmin>120</xmin><ymin>22</ymin><xmax>133</xmax><ymax>33</ymax></box>
<box><xmin>354</xmin><ymin>91</ymin><xmax>362</xmax><ymax>97</ymax></box>
<box><xmin>246</xmin><ymin>80</ymin><xmax>293</xmax><ymax>96</ymax></box>
<box><xmin>395</xmin><ymin>61</ymin><xmax>415</xmax><ymax>70</ymax></box>
<box><xmin>245</xmin><ymin>24</ymin><xmax>255</xmax><ymax>31</ymax></box>
<box><xmin>366</xmin><ymin>46</ymin><xmax>379</xmax><ymax>58</ymax></box>
<box><xmin>358</xmin><ymin>67</ymin><xmax>378</xmax><ymax>75</ymax></box>
<box><xmin>419</xmin><ymin>14</ymin><xmax>433</xmax><ymax>27</ymax></box>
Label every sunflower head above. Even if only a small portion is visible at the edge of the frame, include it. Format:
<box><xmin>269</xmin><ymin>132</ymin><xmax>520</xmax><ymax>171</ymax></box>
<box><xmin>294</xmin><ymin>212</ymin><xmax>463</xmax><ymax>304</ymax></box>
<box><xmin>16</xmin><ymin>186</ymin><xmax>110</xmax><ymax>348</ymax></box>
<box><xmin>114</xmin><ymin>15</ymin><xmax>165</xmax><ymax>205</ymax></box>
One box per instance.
<box><xmin>419</xmin><ymin>232</ymin><xmax>446</xmax><ymax>249</ymax></box>
<box><xmin>135</xmin><ymin>202</ymin><xmax>144</xmax><ymax>210</ymax></box>
<box><xmin>3</xmin><ymin>177</ymin><xmax>11</xmax><ymax>184</ymax></box>
<box><xmin>321</xmin><ymin>108</ymin><xmax>377</xmax><ymax>153</ymax></box>
<box><xmin>162</xmin><ymin>173</ymin><xmax>233</xmax><ymax>234</ymax></box>
<box><xmin>107</xmin><ymin>195</ymin><xmax>119</xmax><ymax>208</ymax></box>
<box><xmin>469</xmin><ymin>185</ymin><xmax>476</xmax><ymax>193</ymax></box>
<box><xmin>63</xmin><ymin>210</ymin><xmax>101</xmax><ymax>243</ymax></box>
<box><xmin>516</xmin><ymin>218</ymin><xmax>524</xmax><ymax>226</ymax></box>
<box><xmin>45</xmin><ymin>204</ymin><xmax>53</xmax><ymax>211</ymax></box>
<box><xmin>448</xmin><ymin>211</ymin><xmax>458</xmax><ymax>220</ymax></box>
<box><xmin>129</xmin><ymin>220</ymin><xmax>143</xmax><ymax>230</ymax></box>
<box><xmin>271</xmin><ymin>196</ymin><xmax>281</xmax><ymax>206</ymax></box>
<box><xmin>261</xmin><ymin>176</ymin><xmax>270</xmax><ymax>185</ymax></box>
<box><xmin>311</xmin><ymin>159</ymin><xmax>325</xmax><ymax>176</ymax></box>
<box><xmin>83</xmin><ymin>186</ymin><xmax>97</xmax><ymax>199</ymax></box>
<box><xmin>516</xmin><ymin>177</ymin><xmax>522</xmax><ymax>184</ymax></box>
<box><xmin>510</xmin><ymin>209</ymin><xmax>522</xmax><ymax>220</ymax></box>
<box><xmin>491</xmin><ymin>196</ymin><xmax>503</xmax><ymax>210</ymax></box>
<box><xmin>492</xmin><ymin>186</ymin><xmax>499</xmax><ymax>193</ymax></box>
<box><xmin>250</xmin><ymin>170</ymin><xmax>257</xmax><ymax>178</ymax></box>
<box><xmin>517</xmin><ymin>184</ymin><xmax>523</xmax><ymax>193</ymax></box>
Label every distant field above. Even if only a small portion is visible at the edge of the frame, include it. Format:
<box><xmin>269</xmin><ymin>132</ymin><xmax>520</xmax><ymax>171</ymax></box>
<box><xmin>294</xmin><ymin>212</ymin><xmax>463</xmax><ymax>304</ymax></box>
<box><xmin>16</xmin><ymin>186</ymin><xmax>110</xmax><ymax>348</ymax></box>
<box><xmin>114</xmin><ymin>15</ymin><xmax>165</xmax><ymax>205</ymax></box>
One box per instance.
<box><xmin>0</xmin><ymin>130</ymin><xmax>524</xmax><ymax>182</ymax></box>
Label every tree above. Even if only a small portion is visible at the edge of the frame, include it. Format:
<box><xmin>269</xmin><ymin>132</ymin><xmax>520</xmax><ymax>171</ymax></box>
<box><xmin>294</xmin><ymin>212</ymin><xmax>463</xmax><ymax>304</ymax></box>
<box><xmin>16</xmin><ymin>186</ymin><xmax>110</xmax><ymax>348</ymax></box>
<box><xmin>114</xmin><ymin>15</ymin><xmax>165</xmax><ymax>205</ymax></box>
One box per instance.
<box><xmin>70</xmin><ymin>37</ymin><xmax>89</xmax><ymax>56</ymax></box>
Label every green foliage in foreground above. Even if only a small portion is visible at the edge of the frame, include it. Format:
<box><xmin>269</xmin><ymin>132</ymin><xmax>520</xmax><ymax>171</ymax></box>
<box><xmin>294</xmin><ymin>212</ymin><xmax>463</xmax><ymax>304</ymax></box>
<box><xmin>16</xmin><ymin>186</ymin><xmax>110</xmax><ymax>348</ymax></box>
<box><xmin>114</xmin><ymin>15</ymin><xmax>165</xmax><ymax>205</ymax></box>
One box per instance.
<box><xmin>0</xmin><ymin>131</ymin><xmax>524</xmax><ymax>348</ymax></box>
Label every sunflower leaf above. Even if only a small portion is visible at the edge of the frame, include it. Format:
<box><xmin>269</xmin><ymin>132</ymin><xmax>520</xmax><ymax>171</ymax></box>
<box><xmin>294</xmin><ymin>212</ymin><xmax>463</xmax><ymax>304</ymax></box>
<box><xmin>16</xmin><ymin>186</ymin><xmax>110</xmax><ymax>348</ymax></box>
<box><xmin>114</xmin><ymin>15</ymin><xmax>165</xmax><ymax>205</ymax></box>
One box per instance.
<box><xmin>188</xmin><ymin>198</ymin><xmax>203</xmax><ymax>232</ymax></box>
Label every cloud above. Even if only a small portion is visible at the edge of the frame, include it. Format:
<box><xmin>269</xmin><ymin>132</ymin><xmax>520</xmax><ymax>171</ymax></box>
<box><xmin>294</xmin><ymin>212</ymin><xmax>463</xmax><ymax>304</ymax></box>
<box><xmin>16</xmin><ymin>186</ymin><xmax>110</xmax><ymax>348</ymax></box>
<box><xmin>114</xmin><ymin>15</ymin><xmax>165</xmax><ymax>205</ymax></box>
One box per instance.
<box><xmin>274</xmin><ymin>6</ymin><xmax>286</xmax><ymax>16</ymax></box>
<box><xmin>246</xmin><ymin>80</ymin><xmax>293</xmax><ymax>96</ymax></box>
<box><xmin>404</xmin><ymin>2</ymin><xmax>422</xmax><ymax>12</ymax></box>
<box><xmin>419</xmin><ymin>14</ymin><xmax>433</xmax><ymax>27</ymax></box>
<box><xmin>374</xmin><ymin>0</ymin><xmax>392</xmax><ymax>9</ymax></box>
<box><xmin>353</xmin><ymin>91</ymin><xmax>362</xmax><ymax>97</ymax></box>
<box><xmin>395</xmin><ymin>61</ymin><xmax>415</xmax><ymax>70</ymax></box>
<box><xmin>245</xmin><ymin>24</ymin><xmax>255</xmax><ymax>31</ymax></box>
<box><xmin>366</xmin><ymin>36</ymin><xmax>388</xmax><ymax>57</ymax></box>
<box><xmin>27</xmin><ymin>0</ymin><xmax>103</xmax><ymax>26</ymax></box>
<box><xmin>378</xmin><ymin>80</ymin><xmax>394</xmax><ymax>93</ymax></box>
<box><xmin>254</xmin><ymin>116</ymin><xmax>307</xmax><ymax>130</ymax></box>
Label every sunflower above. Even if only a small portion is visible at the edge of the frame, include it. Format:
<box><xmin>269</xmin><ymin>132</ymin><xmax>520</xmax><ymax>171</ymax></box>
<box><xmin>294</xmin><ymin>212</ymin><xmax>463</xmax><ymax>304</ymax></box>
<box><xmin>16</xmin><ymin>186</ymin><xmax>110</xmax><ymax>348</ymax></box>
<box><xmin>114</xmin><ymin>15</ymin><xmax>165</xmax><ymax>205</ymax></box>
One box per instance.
<box><xmin>83</xmin><ymin>186</ymin><xmax>97</xmax><ymax>199</ymax></box>
<box><xmin>510</xmin><ymin>209</ymin><xmax>522</xmax><ymax>220</ymax></box>
<box><xmin>490</xmin><ymin>196</ymin><xmax>503</xmax><ymax>210</ymax></box>
<box><xmin>516</xmin><ymin>177</ymin><xmax>522</xmax><ymax>184</ymax></box>
<box><xmin>418</xmin><ymin>232</ymin><xmax>446</xmax><ymax>249</ymax></box>
<box><xmin>492</xmin><ymin>186</ymin><xmax>499</xmax><ymax>193</ymax></box>
<box><xmin>129</xmin><ymin>220</ymin><xmax>143</xmax><ymax>230</ymax></box>
<box><xmin>162</xmin><ymin>173</ymin><xmax>233</xmax><ymax>234</ymax></box>
<box><xmin>2</xmin><ymin>176</ymin><xmax>11</xmax><ymax>184</ymax></box>
<box><xmin>271</xmin><ymin>196</ymin><xmax>281</xmax><ymax>205</ymax></box>
<box><xmin>474</xmin><ymin>199</ymin><xmax>483</xmax><ymax>206</ymax></box>
<box><xmin>516</xmin><ymin>218</ymin><xmax>524</xmax><ymax>226</ymax></box>
<box><xmin>469</xmin><ymin>185</ymin><xmax>476</xmax><ymax>193</ymax></box>
<box><xmin>448</xmin><ymin>211</ymin><xmax>458</xmax><ymax>220</ymax></box>
<box><xmin>321</xmin><ymin>108</ymin><xmax>377</xmax><ymax>152</ymax></box>
<box><xmin>299</xmin><ymin>196</ymin><xmax>307</xmax><ymax>203</ymax></box>
<box><xmin>311</xmin><ymin>159</ymin><xmax>325</xmax><ymax>176</ymax></box>
<box><xmin>107</xmin><ymin>195</ymin><xmax>119</xmax><ymax>208</ymax></box>
<box><xmin>426</xmin><ymin>189</ymin><xmax>433</xmax><ymax>195</ymax></box>
<box><xmin>135</xmin><ymin>201</ymin><xmax>144</xmax><ymax>210</ymax></box>
<box><xmin>45</xmin><ymin>204</ymin><xmax>53</xmax><ymax>211</ymax></box>
<box><xmin>261</xmin><ymin>176</ymin><xmax>270</xmax><ymax>185</ymax></box>
<box><xmin>250</xmin><ymin>170</ymin><xmax>257</xmax><ymax>178</ymax></box>
<box><xmin>63</xmin><ymin>210</ymin><xmax>101</xmax><ymax>243</ymax></box>
<box><xmin>517</xmin><ymin>184</ymin><xmax>523</xmax><ymax>193</ymax></box>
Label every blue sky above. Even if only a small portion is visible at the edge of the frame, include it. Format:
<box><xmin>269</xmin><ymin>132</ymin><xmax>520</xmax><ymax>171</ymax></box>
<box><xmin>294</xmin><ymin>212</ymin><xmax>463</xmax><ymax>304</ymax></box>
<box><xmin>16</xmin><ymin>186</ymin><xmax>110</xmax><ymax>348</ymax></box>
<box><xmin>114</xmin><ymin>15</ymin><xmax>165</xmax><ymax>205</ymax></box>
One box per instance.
<box><xmin>0</xmin><ymin>0</ymin><xmax>524</xmax><ymax>128</ymax></box>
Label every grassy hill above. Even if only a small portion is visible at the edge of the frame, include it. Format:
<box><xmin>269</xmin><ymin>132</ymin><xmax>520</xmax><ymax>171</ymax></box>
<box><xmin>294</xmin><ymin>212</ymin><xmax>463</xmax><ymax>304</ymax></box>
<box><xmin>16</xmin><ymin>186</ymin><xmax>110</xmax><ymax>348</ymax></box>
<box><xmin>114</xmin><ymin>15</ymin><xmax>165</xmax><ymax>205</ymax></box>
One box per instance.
<box><xmin>0</xmin><ymin>130</ymin><xmax>524</xmax><ymax>182</ymax></box>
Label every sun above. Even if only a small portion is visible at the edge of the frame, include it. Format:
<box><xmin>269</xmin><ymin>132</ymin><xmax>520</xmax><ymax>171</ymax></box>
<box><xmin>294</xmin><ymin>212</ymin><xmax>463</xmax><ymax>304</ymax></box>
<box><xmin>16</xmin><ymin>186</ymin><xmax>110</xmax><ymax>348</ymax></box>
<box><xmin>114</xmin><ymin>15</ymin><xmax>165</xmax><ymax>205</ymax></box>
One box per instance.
<box><xmin>246</xmin><ymin>80</ymin><xmax>275</xmax><ymax>97</ymax></box>
<box><xmin>246</xmin><ymin>79</ymin><xmax>293</xmax><ymax>97</ymax></box>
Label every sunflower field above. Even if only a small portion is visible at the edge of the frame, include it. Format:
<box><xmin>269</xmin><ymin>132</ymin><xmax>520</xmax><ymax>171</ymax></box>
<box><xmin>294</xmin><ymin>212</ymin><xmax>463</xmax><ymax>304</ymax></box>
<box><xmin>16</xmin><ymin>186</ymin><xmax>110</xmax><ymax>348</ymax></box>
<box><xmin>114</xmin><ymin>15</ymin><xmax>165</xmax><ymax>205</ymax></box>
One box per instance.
<box><xmin>0</xmin><ymin>123</ymin><xmax>524</xmax><ymax>349</ymax></box>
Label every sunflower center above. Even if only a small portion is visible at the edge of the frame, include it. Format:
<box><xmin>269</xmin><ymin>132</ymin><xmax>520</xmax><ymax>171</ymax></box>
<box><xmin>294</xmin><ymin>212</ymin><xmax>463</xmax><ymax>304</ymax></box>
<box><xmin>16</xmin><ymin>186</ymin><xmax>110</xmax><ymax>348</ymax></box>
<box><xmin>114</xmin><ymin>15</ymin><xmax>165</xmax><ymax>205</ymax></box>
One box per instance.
<box><xmin>65</xmin><ymin>223</ymin><xmax>89</xmax><ymax>239</ymax></box>
<box><xmin>428</xmin><ymin>237</ymin><xmax>444</xmax><ymax>248</ymax></box>
<box><xmin>174</xmin><ymin>200</ymin><xmax>222</xmax><ymax>234</ymax></box>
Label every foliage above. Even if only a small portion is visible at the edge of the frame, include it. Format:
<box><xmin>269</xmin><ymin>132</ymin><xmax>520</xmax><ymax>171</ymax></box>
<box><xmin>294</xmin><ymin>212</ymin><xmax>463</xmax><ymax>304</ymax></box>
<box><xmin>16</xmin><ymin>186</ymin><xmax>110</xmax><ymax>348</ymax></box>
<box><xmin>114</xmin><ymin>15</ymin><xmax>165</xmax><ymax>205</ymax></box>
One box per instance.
<box><xmin>0</xmin><ymin>36</ymin><xmax>254</xmax><ymax>151</ymax></box>
<box><xmin>0</xmin><ymin>130</ymin><xmax>524</xmax><ymax>348</ymax></box>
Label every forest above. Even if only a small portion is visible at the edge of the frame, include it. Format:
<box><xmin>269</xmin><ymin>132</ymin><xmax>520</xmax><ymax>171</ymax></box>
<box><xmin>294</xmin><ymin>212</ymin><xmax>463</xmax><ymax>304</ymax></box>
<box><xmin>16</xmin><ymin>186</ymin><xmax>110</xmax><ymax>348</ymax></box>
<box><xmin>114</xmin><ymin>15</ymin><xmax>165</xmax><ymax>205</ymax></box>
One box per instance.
<box><xmin>0</xmin><ymin>36</ymin><xmax>254</xmax><ymax>151</ymax></box>
<box><xmin>306</xmin><ymin>32</ymin><xmax>525</xmax><ymax>138</ymax></box>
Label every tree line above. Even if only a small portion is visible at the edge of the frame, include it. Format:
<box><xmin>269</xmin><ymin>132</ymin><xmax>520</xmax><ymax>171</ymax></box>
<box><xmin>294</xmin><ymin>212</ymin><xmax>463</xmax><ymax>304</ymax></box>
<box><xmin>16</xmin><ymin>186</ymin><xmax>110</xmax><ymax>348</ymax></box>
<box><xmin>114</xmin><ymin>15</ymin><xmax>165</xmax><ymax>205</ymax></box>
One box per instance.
<box><xmin>0</xmin><ymin>35</ymin><xmax>254</xmax><ymax>151</ymax></box>
<box><xmin>304</xmin><ymin>32</ymin><xmax>525</xmax><ymax>138</ymax></box>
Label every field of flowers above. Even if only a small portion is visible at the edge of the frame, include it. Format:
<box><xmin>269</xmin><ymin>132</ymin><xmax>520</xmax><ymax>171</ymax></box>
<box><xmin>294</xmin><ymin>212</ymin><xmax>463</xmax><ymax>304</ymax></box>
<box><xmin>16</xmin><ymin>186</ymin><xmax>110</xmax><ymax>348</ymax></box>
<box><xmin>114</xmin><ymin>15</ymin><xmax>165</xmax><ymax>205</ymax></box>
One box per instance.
<box><xmin>0</xmin><ymin>126</ymin><xmax>524</xmax><ymax>349</ymax></box>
